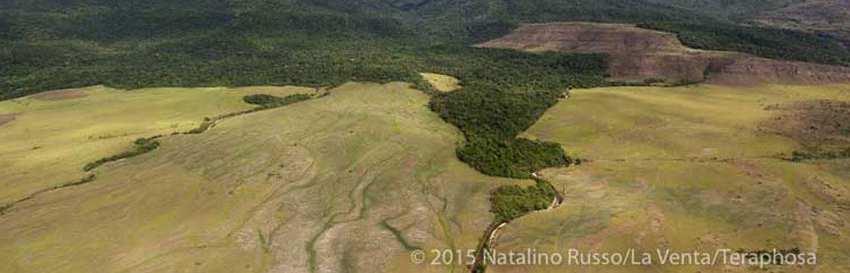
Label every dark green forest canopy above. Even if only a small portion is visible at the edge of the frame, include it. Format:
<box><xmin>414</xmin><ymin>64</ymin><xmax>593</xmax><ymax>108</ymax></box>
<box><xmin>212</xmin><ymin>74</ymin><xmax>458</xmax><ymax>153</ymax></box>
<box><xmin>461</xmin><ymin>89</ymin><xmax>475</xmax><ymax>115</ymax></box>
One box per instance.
<box><xmin>2</xmin><ymin>0</ymin><xmax>849</xmax><ymax>100</ymax></box>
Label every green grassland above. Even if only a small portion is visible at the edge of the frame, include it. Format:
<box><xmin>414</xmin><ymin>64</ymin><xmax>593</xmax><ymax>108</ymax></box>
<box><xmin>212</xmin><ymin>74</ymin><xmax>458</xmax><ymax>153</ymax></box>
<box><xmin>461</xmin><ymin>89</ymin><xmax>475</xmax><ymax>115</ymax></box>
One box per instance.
<box><xmin>523</xmin><ymin>84</ymin><xmax>850</xmax><ymax>160</ymax></box>
<box><xmin>491</xmin><ymin>84</ymin><xmax>850</xmax><ymax>273</ymax></box>
<box><xmin>0</xmin><ymin>82</ymin><xmax>537</xmax><ymax>273</ymax></box>
<box><xmin>0</xmin><ymin>85</ymin><xmax>315</xmax><ymax>208</ymax></box>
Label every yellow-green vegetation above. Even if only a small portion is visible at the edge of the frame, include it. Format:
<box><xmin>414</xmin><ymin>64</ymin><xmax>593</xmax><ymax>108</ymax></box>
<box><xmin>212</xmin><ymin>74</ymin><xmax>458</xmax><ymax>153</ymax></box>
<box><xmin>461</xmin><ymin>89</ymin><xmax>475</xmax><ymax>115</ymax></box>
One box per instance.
<box><xmin>0</xmin><ymin>85</ymin><xmax>314</xmax><ymax>209</ymax></box>
<box><xmin>0</xmin><ymin>82</ymin><xmax>535</xmax><ymax>273</ymax></box>
<box><xmin>523</xmin><ymin>84</ymin><xmax>850</xmax><ymax>160</ymax></box>
<box><xmin>420</xmin><ymin>73</ymin><xmax>462</xmax><ymax>93</ymax></box>
<box><xmin>489</xmin><ymin>84</ymin><xmax>850</xmax><ymax>273</ymax></box>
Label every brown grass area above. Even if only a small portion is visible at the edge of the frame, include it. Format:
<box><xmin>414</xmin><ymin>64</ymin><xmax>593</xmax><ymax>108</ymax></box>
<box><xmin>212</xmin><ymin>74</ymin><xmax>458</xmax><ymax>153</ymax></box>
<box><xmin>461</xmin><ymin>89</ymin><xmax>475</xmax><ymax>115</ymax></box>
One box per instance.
<box><xmin>29</xmin><ymin>89</ymin><xmax>88</xmax><ymax>101</ymax></box>
<box><xmin>0</xmin><ymin>114</ymin><xmax>14</xmax><ymax>127</ymax></box>
<box><xmin>760</xmin><ymin>100</ymin><xmax>850</xmax><ymax>149</ymax></box>
<box><xmin>478</xmin><ymin>22</ymin><xmax>850</xmax><ymax>86</ymax></box>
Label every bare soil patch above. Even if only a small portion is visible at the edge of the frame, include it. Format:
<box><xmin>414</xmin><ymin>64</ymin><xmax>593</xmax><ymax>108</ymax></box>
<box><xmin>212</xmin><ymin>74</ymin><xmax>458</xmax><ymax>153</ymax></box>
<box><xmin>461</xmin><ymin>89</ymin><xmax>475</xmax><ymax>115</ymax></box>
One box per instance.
<box><xmin>760</xmin><ymin>100</ymin><xmax>850</xmax><ymax>149</ymax></box>
<box><xmin>30</xmin><ymin>89</ymin><xmax>87</xmax><ymax>101</ymax></box>
<box><xmin>0</xmin><ymin>114</ymin><xmax>15</xmax><ymax>127</ymax></box>
<box><xmin>478</xmin><ymin>22</ymin><xmax>850</xmax><ymax>86</ymax></box>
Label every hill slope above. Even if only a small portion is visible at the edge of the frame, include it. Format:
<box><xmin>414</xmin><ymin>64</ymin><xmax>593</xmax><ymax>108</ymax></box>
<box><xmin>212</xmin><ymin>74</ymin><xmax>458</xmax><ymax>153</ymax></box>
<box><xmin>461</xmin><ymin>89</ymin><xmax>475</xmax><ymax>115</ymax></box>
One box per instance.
<box><xmin>0</xmin><ymin>82</ymin><xmax>531</xmax><ymax>273</ymax></box>
<box><xmin>498</xmin><ymin>84</ymin><xmax>850</xmax><ymax>273</ymax></box>
<box><xmin>755</xmin><ymin>0</ymin><xmax>850</xmax><ymax>42</ymax></box>
<box><xmin>478</xmin><ymin>22</ymin><xmax>850</xmax><ymax>85</ymax></box>
<box><xmin>3</xmin><ymin>0</ymin><xmax>850</xmax><ymax>99</ymax></box>
<box><xmin>0</xmin><ymin>85</ymin><xmax>314</xmax><ymax>207</ymax></box>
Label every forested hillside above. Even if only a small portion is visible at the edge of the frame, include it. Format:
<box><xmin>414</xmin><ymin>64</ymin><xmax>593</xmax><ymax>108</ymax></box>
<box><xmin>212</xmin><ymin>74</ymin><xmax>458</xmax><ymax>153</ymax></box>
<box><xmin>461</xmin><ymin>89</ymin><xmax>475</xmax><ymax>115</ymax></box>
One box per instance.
<box><xmin>2</xmin><ymin>0</ymin><xmax>849</xmax><ymax>100</ymax></box>
<box><xmin>646</xmin><ymin>0</ymin><xmax>801</xmax><ymax>19</ymax></box>
<box><xmin>754</xmin><ymin>0</ymin><xmax>850</xmax><ymax>43</ymax></box>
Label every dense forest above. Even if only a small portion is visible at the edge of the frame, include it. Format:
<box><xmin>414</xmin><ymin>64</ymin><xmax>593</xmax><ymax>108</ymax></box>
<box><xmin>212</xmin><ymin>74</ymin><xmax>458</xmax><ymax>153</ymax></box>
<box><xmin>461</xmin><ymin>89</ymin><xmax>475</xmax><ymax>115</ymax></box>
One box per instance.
<box><xmin>641</xmin><ymin>22</ymin><xmax>850</xmax><ymax>66</ymax></box>
<box><xmin>2</xmin><ymin>0</ymin><xmax>849</xmax><ymax>100</ymax></box>
<box><xmin>243</xmin><ymin>93</ymin><xmax>314</xmax><ymax>109</ymax></box>
<box><xmin>489</xmin><ymin>179</ymin><xmax>558</xmax><ymax>223</ymax></box>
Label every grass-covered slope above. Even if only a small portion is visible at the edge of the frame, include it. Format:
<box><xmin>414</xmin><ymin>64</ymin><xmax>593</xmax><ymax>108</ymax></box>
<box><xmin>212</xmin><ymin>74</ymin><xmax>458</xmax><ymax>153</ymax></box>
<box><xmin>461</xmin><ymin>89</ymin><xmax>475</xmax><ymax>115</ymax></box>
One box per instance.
<box><xmin>0</xmin><ymin>85</ymin><xmax>314</xmax><ymax>207</ymax></box>
<box><xmin>496</xmin><ymin>84</ymin><xmax>850</xmax><ymax>273</ymax></box>
<box><xmin>522</xmin><ymin>85</ymin><xmax>850</xmax><ymax>160</ymax></box>
<box><xmin>0</xmin><ymin>82</ymin><xmax>538</xmax><ymax>273</ymax></box>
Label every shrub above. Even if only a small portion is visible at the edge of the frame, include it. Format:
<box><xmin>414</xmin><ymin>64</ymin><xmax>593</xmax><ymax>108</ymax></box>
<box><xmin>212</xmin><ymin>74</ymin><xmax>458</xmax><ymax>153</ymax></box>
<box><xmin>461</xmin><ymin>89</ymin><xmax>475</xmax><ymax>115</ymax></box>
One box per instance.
<box><xmin>490</xmin><ymin>179</ymin><xmax>557</xmax><ymax>223</ymax></box>
<box><xmin>83</xmin><ymin>138</ymin><xmax>160</xmax><ymax>171</ymax></box>
<box><xmin>243</xmin><ymin>93</ymin><xmax>313</xmax><ymax>108</ymax></box>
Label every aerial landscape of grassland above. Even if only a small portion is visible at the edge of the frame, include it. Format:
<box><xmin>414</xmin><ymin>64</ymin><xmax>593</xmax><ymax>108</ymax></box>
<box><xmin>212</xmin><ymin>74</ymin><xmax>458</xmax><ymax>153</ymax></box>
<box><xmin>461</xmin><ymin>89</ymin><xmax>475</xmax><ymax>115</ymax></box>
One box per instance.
<box><xmin>0</xmin><ymin>82</ymin><xmax>537</xmax><ymax>273</ymax></box>
<box><xmin>489</xmin><ymin>84</ymin><xmax>850</xmax><ymax>273</ymax></box>
<box><xmin>0</xmin><ymin>85</ymin><xmax>315</xmax><ymax>208</ymax></box>
<box><xmin>4</xmin><ymin>1</ymin><xmax>850</xmax><ymax>273</ymax></box>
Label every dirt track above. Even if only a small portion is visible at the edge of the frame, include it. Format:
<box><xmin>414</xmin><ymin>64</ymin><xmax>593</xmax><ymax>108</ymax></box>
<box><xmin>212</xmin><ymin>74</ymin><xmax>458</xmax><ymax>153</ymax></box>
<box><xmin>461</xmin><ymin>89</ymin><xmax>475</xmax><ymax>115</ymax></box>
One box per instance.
<box><xmin>477</xmin><ymin>22</ymin><xmax>850</xmax><ymax>85</ymax></box>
